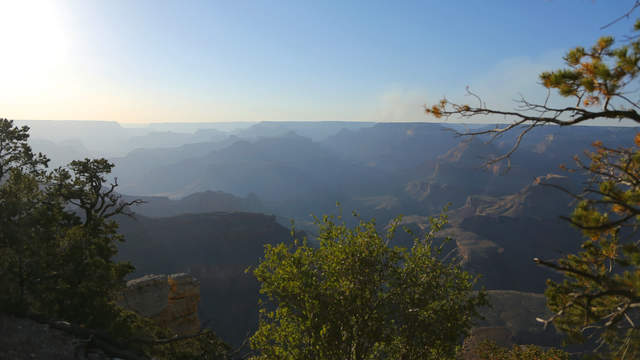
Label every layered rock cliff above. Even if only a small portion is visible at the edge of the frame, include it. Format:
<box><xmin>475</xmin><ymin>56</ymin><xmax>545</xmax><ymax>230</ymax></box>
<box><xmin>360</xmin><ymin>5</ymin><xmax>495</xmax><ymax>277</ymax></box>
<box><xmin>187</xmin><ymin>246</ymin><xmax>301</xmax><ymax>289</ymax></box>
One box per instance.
<box><xmin>118</xmin><ymin>273</ymin><xmax>200</xmax><ymax>335</ymax></box>
<box><xmin>116</xmin><ymin>212</ymin><xmax>296</xmax><ymax>346</ymax></box>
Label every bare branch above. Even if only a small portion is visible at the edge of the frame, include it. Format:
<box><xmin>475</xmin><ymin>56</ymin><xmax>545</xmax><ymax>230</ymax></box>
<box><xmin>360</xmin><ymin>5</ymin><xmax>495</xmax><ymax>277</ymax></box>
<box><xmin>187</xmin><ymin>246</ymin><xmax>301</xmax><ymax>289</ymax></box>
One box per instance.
<box><xmin>601</xmin><ymin>1</ymin><xmax>640</xmax><ymax>30</ymax></box>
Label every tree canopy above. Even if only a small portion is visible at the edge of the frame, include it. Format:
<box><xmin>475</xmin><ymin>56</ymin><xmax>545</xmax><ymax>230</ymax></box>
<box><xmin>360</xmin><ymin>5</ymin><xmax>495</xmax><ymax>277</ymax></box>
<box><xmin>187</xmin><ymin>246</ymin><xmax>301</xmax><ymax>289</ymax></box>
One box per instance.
<box><xmin>426</xmin><ymin>14</ymin><xmax>640</xmax><ymax>165</ymax></box>
<box><xmin>249</xmin><ymin>213</ymin><xmax>487</xmax><ymax>360</ymax></box>
<box><xmin>469</xmin><ymin>341</ymin><xmax>569</xmax><ymax>360</ymax></box>
<box><xmin>424</xmin><ymin>5</ymin><xmax>640</xmax><ymax>359</ymax></box>
<box><xmin>0</xmin><ymin>118</ymin><xmax>136</xmax><ymax>329</ymax></box>
<box><xmin>0</xmin><ymin>118</ymin><xmax>230</xmax><ymax>359</ymax></box>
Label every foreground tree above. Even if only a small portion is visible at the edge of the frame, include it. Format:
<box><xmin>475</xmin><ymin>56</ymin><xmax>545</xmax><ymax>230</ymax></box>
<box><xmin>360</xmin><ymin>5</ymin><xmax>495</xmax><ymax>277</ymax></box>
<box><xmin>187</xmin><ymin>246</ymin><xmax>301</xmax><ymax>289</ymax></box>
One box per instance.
<box><xmin>0</xmin><ymin>119</ymin><xmax>66</xmax><ymax>313</ymax></box>
<box><xmin>249</xmin><ymin>213</ymin><xmax>486</xmax><ymax>360</ymax></box>
<box><xmin>424</xmin><ymin>4</ymin><xmax>640</xmax><ymax>358</ymax></box>
<box><xmin>534</xmin><ymin>139</ymin><xmax>640</xmax><ymax>359</ymax></box>
<box><xmin>0</xmin><ymin>118</ymin><xmax>139</xmax><ymax>328</ymax></box>
<box><xmin>426</xmin><ymin>15</ymin><xmax>640</xmax><ymax>165</ymax></box>
<box><xmin>0</xmin><ymin>118</ymin><xmax>230</xmax><ymax>359</ymax></box>
<box><xmin>0</xmin><ymin>125</ymin><xmax>136</xmax><ymax>330</ymax></box>
<box><xmin>470</xmin><ymin>341</ymin><xmax>569</xmax><ymax>360</ymax></box>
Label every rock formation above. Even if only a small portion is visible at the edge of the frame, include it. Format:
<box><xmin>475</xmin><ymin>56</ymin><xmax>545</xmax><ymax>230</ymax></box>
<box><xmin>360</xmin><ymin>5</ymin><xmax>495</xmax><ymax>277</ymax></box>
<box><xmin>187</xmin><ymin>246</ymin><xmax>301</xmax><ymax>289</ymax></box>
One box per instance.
<box><xmin>118</xmin><ymin>273</ymin><xmax>200</xmax><ymax>335</ymax></box>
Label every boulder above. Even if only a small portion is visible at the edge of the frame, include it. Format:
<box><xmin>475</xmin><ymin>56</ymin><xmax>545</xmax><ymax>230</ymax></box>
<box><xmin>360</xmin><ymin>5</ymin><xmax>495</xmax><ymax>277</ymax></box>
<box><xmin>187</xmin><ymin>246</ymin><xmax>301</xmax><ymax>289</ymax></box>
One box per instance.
<box><xmin>118</xmin><ymin>274</ymin><xmax>169</xmax><ymax>317</ymax></box>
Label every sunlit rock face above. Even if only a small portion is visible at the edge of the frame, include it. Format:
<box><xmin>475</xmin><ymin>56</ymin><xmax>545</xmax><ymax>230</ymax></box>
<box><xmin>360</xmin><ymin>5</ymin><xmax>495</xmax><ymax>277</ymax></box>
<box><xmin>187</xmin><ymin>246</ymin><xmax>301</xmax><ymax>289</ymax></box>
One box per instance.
<box><xmin>160</xmin><ymin>273</ymin><xmax>201</xmax><ymax>335</ymax></box>
<box><xmin>118</xmin><ymin>273</ymin><xmax>200</xmax><ymax>335</ymax></box>
<box><xmin>118</xmin><ymin>274</ymin><xmax>170</xmax><ymax>317</ymax></box>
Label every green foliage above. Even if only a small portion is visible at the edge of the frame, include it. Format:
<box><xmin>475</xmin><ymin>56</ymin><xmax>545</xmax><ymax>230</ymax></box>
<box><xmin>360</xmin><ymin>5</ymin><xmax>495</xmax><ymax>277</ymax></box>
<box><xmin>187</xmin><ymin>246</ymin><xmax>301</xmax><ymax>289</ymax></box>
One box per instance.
<box><xmin>0</xmin><ymin>118</ymin><xmax>48</xmax><ymax>179</ymax></box>
<box><xmin>150</xmin><ymin>329</ymin><xmax>232</xmax><ymax>360</ymax></box>
<box><xmin>0</xmin><ymin>119</ymin><xmax>134</xmax><ymax>327</ymax></box>
<box><xmin>471</xmin><ymin>341</ymin><xmax>569</xmax><ymax>360</ymax></box>
<box><xmin>0</xmin><ymin>119</ymin><xmax>68</xmax><ymax>314</ymax></box>
<box><xmin>0</xmin><ymin>118</ymin><xmax>230</xmax><ymax>358</ymax></box>
<box><xmin>538</xmin><ymin>139</ymin><xmax>640</xmax><ymax>359</ymax></box>
<box><xmin>88</xmin><ymin>308</ymin><xmax>231</xmax><ymax>359</ymax></box>
<box><xmin>422</xmin><ymin>6</ymin><xmax>640</xmax><ymax>358</ymax></box>
<box><xmin>250</xmin><ymin>213</ymin><xmax>487</xmax><ymax>360</ymax></box>
<box><xmin>425</xmin><ymin>16</ymin><xmax>640</xmax><ymax>129</ymax></box>
<box><xmin>539</xmin><ymin>32</ymin><xmax>639</xmax><ymax>107</ymax></box>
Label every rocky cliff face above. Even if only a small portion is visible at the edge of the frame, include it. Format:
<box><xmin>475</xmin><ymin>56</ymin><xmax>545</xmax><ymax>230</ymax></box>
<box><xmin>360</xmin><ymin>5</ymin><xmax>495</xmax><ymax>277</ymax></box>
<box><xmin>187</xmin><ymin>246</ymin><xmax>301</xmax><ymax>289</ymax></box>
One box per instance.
<box><xmin>460</xmin><ymin>290</ymin><xmax>561</xmax><ymax>359</ymax></box>
<box><xmin>116</xmin><ymin>212</ymin><xmax>296</xmax><ymax>346</ymax></box>
<box><xmin>118</xmin><ymin>273</ymin><xmax>200</xmax><ymax>335</ymax></box>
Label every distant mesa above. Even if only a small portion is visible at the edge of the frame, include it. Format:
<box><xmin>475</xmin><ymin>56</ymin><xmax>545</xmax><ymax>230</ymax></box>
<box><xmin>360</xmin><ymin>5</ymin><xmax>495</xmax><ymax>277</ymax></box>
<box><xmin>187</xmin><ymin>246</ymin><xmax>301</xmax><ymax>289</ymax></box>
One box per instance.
<box><xmin>123</xmin><ymin>190</ymin><xmax>264</xmax><ymax>218</ymax></box>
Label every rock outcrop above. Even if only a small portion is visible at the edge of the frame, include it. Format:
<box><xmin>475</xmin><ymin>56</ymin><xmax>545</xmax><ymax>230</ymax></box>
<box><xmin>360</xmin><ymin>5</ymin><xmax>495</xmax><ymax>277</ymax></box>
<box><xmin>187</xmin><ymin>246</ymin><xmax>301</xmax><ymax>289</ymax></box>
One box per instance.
<box><xmin>0</xmin><ymin>314</ymin><xmax>87</xmax><ymax>360</ymax></box>
<box><xmin>118</xmin><ymin>273</ymin><xmax>200</xmax><ymax>335</ymax></box>
<box><xmin>116</xmin><ymin>212</ymin><xmax>296</xmax><ymax>347</ymax></box>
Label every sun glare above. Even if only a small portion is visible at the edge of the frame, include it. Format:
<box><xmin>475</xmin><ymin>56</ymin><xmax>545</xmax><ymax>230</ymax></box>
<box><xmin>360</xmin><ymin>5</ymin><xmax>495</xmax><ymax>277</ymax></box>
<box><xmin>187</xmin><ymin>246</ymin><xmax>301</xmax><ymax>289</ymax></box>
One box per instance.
<box><xmin>0</xmin><ymin>0</ymin><xmax>70</xmax><ymax>92</ymax></box>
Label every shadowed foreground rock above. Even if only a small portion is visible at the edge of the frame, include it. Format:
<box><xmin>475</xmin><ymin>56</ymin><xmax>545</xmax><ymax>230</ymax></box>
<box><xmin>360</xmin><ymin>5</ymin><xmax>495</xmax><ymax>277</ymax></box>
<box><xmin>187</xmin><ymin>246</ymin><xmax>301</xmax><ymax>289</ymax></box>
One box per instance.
<box><xmin>0</xmin><ymin>273</ymin><xmax>204</xmax><ymax>359</ymax></box>
<box><xmin>118</xmin><ymin>273</ymin><xmax>201</xmax><ymax>336</ymax></box>
<box><xmin>0</xmin><ymin>314</ymin><xmax>81</xmax><ymax>359</ymax></box>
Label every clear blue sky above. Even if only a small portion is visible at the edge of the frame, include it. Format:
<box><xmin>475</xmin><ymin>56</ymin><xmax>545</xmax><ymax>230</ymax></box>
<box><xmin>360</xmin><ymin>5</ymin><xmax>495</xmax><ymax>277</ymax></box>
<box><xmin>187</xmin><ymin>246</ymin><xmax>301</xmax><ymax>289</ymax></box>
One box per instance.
<box><xmin>0</xmin><ymin>0</ymin><xmax>635</xmax><ymax>123</ymax></box>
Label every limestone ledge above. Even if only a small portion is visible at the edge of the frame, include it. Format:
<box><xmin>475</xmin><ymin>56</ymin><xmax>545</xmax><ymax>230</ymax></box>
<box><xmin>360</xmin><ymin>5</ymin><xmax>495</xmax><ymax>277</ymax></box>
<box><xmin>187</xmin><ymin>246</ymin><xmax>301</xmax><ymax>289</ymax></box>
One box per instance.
<box><xmin>117</xmin><ymin>273</ymin><xmax>200</xmax><ymax>336</ymax></box>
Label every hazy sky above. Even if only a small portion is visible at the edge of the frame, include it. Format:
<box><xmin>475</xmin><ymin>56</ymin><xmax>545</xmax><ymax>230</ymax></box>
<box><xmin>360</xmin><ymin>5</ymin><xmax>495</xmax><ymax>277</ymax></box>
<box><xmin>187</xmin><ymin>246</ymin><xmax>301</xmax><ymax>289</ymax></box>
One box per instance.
<box><xmin>0</xmin><ymin>1</ymin><xmax>635</xmax><ymax>123</ymax></box>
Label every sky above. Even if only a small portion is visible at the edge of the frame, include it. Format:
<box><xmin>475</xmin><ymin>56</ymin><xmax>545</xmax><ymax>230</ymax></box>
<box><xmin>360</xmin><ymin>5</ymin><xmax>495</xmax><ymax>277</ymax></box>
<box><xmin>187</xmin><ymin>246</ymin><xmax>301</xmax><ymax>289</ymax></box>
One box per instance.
<box><xmin>0</xmin><ymin>0</ymin><xmax>636</xmax><ymax>123</ymax></box>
